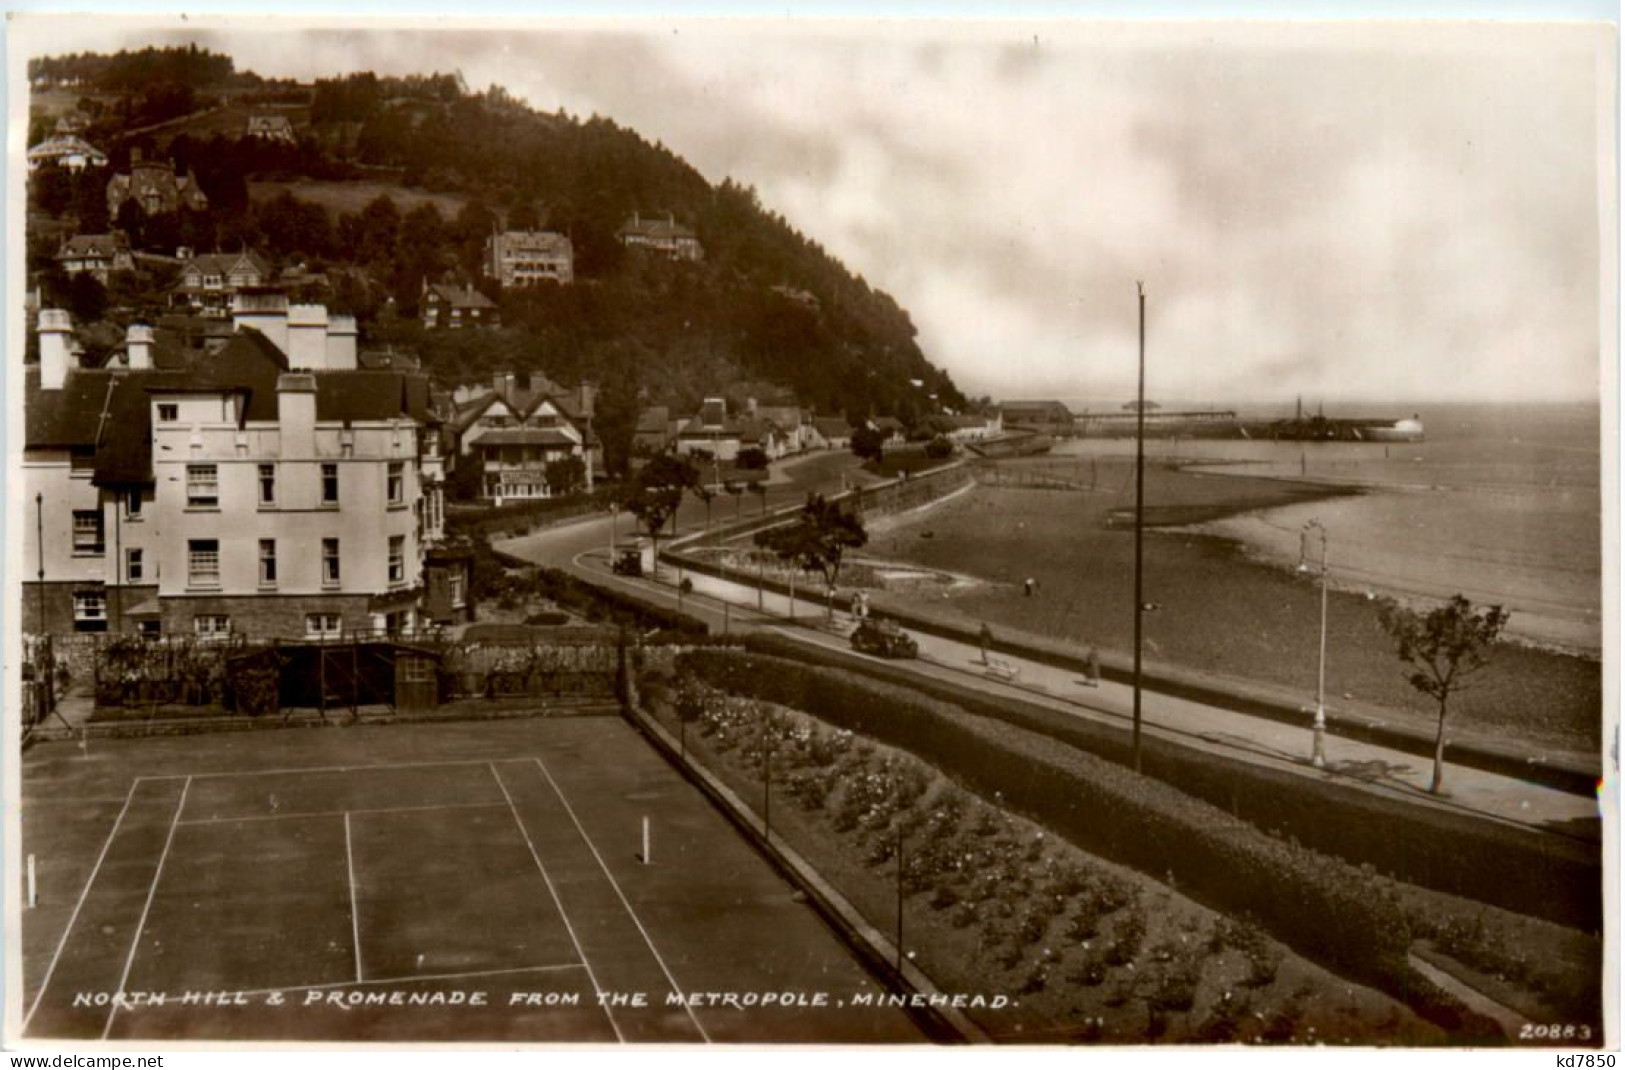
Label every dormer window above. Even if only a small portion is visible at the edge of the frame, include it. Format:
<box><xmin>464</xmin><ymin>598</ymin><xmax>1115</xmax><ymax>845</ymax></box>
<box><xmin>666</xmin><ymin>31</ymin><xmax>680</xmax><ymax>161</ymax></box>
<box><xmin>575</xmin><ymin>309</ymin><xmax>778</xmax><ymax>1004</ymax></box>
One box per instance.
<box><xmin>157</xmin><ymin>403</ymin><xmax>178</xmax><ymax>422</ymax></box>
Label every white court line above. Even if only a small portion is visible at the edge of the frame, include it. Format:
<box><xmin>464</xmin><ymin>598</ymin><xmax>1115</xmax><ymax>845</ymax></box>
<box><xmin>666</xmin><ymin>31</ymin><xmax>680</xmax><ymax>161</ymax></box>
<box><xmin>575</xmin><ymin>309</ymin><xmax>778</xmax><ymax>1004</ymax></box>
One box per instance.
<box><xmin>140</xmin><ymin>757</ymin><xmax>515</xmax><ymax>782</ymax></box>
<box><xmin>344</xmin><ymin>812</ymin><xmax>364</xmax><ymax>984</ymax></box>
<box><xmin>530</xmin><ymin>757</ymin><xmax>712</xmax><ymax>1043</ymax></box>
<box><xmin>224</xmin><ymin>962</ymin><xmax>588</xmax><ymax>1000</ymax></box>
<box><xmin>488</xmin><ymin>763</ymin><xmax>624</xmax><ymax>1044</ymax></box>
<box><xmin>177</xmin><ymin>801</ymin><xmax>508</xmax><ymax>827</ymax></box>
<box><xmin>101</xmin><ymin>777</ymin><xmax>192</xmax><ymax>1042</ymax></box>
<box><xmin>22</xmin><ymin>779</ymin><xmax>141</xmax><ymax>1032</ymax></box>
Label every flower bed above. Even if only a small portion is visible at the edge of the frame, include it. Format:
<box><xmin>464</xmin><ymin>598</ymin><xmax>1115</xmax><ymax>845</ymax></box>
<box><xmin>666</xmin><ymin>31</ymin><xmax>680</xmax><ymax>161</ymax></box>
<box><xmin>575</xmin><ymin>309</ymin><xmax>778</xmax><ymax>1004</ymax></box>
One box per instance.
<box><xmin>643</xmin><ymin>670</ymin><xmax>1446</xmax><ymax>1043</ymax></box>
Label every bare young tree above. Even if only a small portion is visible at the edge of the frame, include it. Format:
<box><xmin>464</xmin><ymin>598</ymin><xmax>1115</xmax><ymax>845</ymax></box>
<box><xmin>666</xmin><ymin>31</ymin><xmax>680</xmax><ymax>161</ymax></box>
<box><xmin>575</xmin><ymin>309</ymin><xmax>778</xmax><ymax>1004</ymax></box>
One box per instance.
<box><xmin>1376</xmin><ymin>594</ymin><xmax>1510</xmax><ymax>795</ymax></box>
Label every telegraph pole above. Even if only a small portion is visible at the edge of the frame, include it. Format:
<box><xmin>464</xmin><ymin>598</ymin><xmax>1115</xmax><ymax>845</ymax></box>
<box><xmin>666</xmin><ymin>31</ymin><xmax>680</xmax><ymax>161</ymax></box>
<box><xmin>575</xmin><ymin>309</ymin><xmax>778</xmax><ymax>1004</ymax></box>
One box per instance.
<box><xmin>1133</xmin><ymin>281</ymin><xmax>1146</xmax><ymax>774</ymax></box>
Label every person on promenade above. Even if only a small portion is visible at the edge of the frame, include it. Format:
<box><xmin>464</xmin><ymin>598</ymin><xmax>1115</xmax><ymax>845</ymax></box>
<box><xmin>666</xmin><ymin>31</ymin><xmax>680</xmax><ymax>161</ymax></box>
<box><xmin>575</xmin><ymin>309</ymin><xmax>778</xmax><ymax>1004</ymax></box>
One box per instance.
<box><xmin>979</xmin><ymin>622</ymin><xmax>993</xmax><ymax>665</ymax></box>
<box><xmin>1023</xmin><ymin>577</ymin><xmax>1035</xmax><ymax>597</ymax></box>
<box><xmin>1084</xmin><ymin>647</ymin><xmax>1102</xmax><ymax>687</ymax></box>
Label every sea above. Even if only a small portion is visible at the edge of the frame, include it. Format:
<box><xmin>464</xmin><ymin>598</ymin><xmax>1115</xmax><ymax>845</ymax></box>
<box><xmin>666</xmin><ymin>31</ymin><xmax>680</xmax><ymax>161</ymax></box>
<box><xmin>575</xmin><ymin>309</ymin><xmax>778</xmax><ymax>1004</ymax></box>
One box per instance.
<box><xmin>1048</xmin><ymin>402</ymin><xmax>1604</xmax><ymax>655</ymax></box>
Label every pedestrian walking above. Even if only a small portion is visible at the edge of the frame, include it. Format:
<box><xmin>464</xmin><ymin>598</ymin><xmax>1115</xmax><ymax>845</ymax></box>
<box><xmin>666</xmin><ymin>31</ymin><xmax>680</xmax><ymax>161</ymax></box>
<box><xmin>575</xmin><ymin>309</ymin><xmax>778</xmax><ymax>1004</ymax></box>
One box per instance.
<box><xmin>979</xmin><ymin>623</ymin><xmax>993</xmax><ymax>665</ymax></box>
<box><xmin>1023</xmin><ymin>577</ymin><xmax>1035</xmax><ymax>597</ymax></box>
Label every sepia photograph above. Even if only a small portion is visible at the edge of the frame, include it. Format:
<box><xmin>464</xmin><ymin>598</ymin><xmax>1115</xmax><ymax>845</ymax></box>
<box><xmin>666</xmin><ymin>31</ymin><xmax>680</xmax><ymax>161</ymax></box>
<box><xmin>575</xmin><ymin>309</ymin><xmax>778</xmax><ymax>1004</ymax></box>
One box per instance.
<box><xmin>2</xmin><ymin>9</ymin><xmax>1616</xmax><ymax>1051</ymax></box>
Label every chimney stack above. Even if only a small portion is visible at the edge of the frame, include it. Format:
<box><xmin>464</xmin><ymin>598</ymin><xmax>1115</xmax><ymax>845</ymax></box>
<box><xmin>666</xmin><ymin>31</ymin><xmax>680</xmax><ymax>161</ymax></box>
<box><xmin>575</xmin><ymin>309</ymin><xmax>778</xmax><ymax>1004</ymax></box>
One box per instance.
<box><xmin>38</xmin><ymin>309</ymin><xmax>74</xmax><ymax>390</ymax></box>
<box><xmin>277</xmin><ymin>374</ymin><xmax>317</xmax><ymax>457</ymax></box>
<box><xmin>125</xmin><ymin>323</ymin><xmax>154</xmax><ymax>370</ymax></box>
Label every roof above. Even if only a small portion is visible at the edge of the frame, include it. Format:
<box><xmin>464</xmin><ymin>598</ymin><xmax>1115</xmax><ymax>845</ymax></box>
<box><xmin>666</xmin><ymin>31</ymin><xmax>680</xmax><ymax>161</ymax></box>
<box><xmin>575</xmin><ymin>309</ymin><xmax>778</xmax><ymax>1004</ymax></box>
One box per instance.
<box><xmin>28</xmin><ymin>135</ymin><xmax>106</xmax><ymax>162</ymax></box>
<box><xmin>358</xmin><ymin>349</ymin><xmax>422</xmax><ymax>371</ymax></box>
<box><xmin>813</xmin><ymin>417</ymin><xmax>853</xmax><ymax>437</ymax></box>
<box><xmin>469</xmin><ymin>428</ymin><xmax>578</xmax><ymax>448</ymax></box>
<box><xmin>872</xmin><ymin>416</ymin><xmax>906</xmax><ymax>431</ymax></box>
<box><xmin>453</xmin><ymin>377</ymin><xmax>585</xmax><ymax>433</ymax></box>
<box><xmin>181</xmin><ymin>250</ymin><xmax>271</xmax><ymax>279</ymax></box>
<box><xmin>1000</xmin><ymin>400</ymin><xmax>1073</xmax><ymax>417</ymax></box>
<box><xmin>425</xmin><ymin>283</ymin><xmax>495</xmax><ymax>309</ymax></box>
<box><xmin>57</xmin><ymin>234</ymin><xmax>129</xmax><ymax>260</ymax></box>
<box><xmin>617</xmin><ymin>215</ymin><xmax>698</xmax><ymax>241</ymax></box>
<box><xmin>635</xmin><ymin>406</ymin><xmax>671</xmax><ymax>434</ymax></box>
<box><xmin>27</xmin><ymin>325</ymin><xmax>429</xmax><ymax>484</ymax></box>
<box><xmin>491</xmin><ymin>231</ymin><xmax>573</xmax><ymax>256</ymax></box>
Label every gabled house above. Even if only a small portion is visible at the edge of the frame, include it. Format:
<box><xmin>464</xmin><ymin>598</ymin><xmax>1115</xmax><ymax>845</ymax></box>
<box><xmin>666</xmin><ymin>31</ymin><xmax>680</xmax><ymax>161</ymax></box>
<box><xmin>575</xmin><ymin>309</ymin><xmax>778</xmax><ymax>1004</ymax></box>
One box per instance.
<box><xmin>27</xmin><ymin>134</ymin><xmax>107</xmax><ymax>172</ymax></box>
<box><xmin>485</xmin><ymin>230</ymin><xmax>575</xmax><ymax>287</ymax></box>
<box><xmin>105</xmin><ymin>148</ymin><xmax>208</xmax><ymax>217</ymax></box>
<box><xmin>171</xmin><ymin>249</ymin><xmax>273</xmax><ymax>316</ymax></box>
<box><xmin>633</xmin><ymin>406</ymin><xmax>675</xmax><ymax>459</ymax></box>
<box><xmin>451</xmin><ymin>371</ymin><xmax>599</xmax><ymax>505</ymax></box>
<box><xmin>673</xmin><ymin>398</ymin><xmax>745</xmax><ymax>463</ymax></box>
<box><xmin>808</xmin><ymin>417</ymin><xmax>854</xmax><ymax>451</ymax></box>
<box><xmin>869</xmin><ymin>416</ymin><xmax>907</xmax><ymax>448</ymax></box>
<box><xmin>56</xmin><ymin>234</ymin><xmax>134</xmax><ymax>282</ymax></box>
<box><xmin>999</xmin><ymin>400</ymin><xmax>1074</xmax><ymax>435</ymax></box>
<box><xmin>246</xmin><ymin>114</ymin><xmax>298</xmax><ymax>143</ymax></box>
<box><xmin>616</xmin><ymin>212</ymin><xmax>704</xmax><ymax>261</ymax></box>
<box><xmin>422</xmin><ymin>281</ymin><xmax>499</xmax><ymax>329</ymax></box>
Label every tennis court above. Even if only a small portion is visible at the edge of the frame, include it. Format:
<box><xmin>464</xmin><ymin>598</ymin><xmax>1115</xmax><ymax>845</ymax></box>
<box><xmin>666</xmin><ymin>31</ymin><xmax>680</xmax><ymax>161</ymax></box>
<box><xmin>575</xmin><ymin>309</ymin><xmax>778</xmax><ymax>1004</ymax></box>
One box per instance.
<box><xmin>19</xmin><ymin>719</ymin><xmax>922</xmax><ymax>1043</ymax></box>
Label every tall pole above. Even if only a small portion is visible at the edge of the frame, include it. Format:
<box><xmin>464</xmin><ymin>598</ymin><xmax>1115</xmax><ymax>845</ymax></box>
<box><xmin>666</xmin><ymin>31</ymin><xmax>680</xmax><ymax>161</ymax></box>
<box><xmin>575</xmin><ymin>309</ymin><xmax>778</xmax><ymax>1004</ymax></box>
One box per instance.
<box><xmin>1303</xmin><ymin>520</ymin><xmax>1329</xmax><ymax>768</ymax></box>
<box><xmin>1132</xmin><ymin>282</ymin><xmax>1146</xmax><ymax>774</ymax></box>
<box><xmin>35</xmin><ymin>493</ymin><xmax>46</xmax><ymax>633</ymax></box>
<box><xmin>112</xmin><ymin>498</ymin><xmax>122</xmax><ymax>635</ymax></box>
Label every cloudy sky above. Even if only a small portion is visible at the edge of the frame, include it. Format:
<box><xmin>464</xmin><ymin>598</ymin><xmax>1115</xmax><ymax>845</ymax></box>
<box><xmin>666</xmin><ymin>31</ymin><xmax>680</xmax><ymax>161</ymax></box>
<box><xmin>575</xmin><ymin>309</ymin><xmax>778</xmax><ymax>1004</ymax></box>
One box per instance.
<box><xmin>10</xmin><ymin>16</ymin><xmax>1613</xmax><ymax>404</ymax></box>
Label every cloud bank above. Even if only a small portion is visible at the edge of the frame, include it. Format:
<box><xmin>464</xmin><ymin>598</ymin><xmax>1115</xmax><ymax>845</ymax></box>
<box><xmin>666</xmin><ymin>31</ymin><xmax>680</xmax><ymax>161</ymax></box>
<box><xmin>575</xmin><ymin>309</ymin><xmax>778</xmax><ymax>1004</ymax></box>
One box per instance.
<box><xmin>16</xmin><ymin>17</ymin><xmax>1611</xmax><ymax>404</ymax></box>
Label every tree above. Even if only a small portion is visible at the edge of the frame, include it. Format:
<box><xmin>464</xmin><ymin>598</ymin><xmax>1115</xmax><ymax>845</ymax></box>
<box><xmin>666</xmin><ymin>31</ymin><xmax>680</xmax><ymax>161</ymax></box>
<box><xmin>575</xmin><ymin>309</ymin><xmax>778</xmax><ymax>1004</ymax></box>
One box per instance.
<box><xmin>736</xmin><ymin>446</ymin><xmax>769</xmax><ymax>471</ymax></box>
<box><xmin>754</xmin><ymin>493</ymin><xmax>867</xmax><ymax>620</ymax></box>
<box><xmin>850</xmin><ymin>425</ymin><xmax>886</xmax><ymax>463</ymax></box>
<box><xmin>1376</xmin><ymin>595</ymin><xmax>1510</xmax><ymax>795</ymax></box>
<box><xmin>544</xmin><ymin>455</ymin><xmax>586</xmax><ymax>497</ymax></box>
<box><xmin>925</xmin><ymin>434</ymin><xmax>954</xmax><ymax>460</ymax></box>
<box><xmin>66</xmin><ymin>272</ymin><xmax>107</xmax><ymax>323</ymax></box>
<box><xmin>624</xmin><ymin>453</ymin><xmax>698</xmax><ymax>575</ymax></box>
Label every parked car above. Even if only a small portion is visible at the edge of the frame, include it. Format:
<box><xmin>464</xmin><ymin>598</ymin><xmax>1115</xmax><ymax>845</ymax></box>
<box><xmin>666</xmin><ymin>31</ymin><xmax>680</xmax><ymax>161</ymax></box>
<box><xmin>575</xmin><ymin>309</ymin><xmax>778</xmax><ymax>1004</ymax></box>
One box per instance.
<box><xmin>850</xmin><ymin>618</ymin><xmax>918</xmax><ymax>659</ymax></box>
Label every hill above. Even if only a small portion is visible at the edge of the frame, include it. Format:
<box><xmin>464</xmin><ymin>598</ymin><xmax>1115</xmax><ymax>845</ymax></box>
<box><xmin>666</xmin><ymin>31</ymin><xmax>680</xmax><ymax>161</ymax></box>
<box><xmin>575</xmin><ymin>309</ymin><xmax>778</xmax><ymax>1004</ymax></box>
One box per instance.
<box><xmin>25</xmin><ymin>48</ymin><xmax>968</xmax><ymax>473</ymax></box>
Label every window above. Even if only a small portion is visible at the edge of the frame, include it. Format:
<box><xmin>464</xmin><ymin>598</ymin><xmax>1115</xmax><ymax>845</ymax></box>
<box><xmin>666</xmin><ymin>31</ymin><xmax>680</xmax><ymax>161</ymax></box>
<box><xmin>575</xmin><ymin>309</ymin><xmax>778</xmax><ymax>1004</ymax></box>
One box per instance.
<box><xmin>126</xmin><ymin>548</ymin><xmax>143</xmax><ymax>583</ymax></box>
<box><xmin>72</xmin><ymin>510</ymin><xmax>104</xmax><ymax>554</ymax></box>
<box><xmin>188</xmin><ymin>539</ymin><xmax>220</xmax><ymax>588</ymax></box>
<box><xmin>305</xmin><ymin>613</ymin><xmax>342</xmax><ymax>639</ymax></box>
<box><xmin>258</xmin><ymin>464</ymin><xmax>276</xmax><ymax>506</ymax></box>
<box><xmin>322</xmin><ymin>538</ymin><xmax>340</xmax><ymax>586</ymax></box>
<box><xmin>72</xmin><ymin>591</ymin><xmax>106</xmax><ymax>632</ymax></box>
<box><xmin>258</xmin><ymin>539</ymin><xmax>277</xmax><ymax>586</ymax></box>
<box><xmin>194</xmin><ymin>614</ymin><xmax>231</xmax><ymax>640</ymax></box>
<box><xmin>125</xmin><ymin>488</ymin><xmax>143</xmax><ymax>519</ymax></box>
<box><xmin>157</xmin><ymin>403</ymin><xmax>178</xmax><ymax>423</ymax></box>
<box><xmin>321</xmin><ymin>463</ymin><xmax>339</xmax><ymax>505</ymax></box>
<box><xmin>388</xmin><ymin>536</ymin><xmax>405</xmax><ymax>584</ymax></box>
<box><xmin>449</xmin><ymin>571</ymin><xmax>465</xmax><ymax>608</ymax></box>
<box><xmin>387</xmin><ymin>462</ymin><xmax>404</xmax><ymax>505</ymax></box>
<box><xmin>186</xmin><ymin>464</ymin><xmax>219</xmax><ymax>508</ymax></box>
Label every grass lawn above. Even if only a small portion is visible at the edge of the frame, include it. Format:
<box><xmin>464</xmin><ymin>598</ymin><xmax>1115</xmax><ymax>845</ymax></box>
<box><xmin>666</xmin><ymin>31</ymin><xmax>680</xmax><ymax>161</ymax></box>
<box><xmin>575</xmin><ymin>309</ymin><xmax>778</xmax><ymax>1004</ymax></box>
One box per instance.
<box><xmin>869</xmin><ymin>466</ymin><xmax>1601</xmax><ymax>752</ymax></box>
<box><xmin>19</xmin><ymin>717</ymin><xmax>920</xmax><ymax>1044</ymax></box>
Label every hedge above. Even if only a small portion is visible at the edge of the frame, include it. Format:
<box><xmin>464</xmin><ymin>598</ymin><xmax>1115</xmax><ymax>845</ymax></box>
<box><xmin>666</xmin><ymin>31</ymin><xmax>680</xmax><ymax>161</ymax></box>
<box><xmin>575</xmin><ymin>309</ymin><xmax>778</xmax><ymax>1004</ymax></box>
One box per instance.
<box><xmin>677</xmin><ymin>648</ymin><xmax>1507</xmax><ymax>1042</ymax></box>
<box><xmin>735</xmin><ymin>634</ymin><xmax>1599</xmax><ymax>933</ymax></box>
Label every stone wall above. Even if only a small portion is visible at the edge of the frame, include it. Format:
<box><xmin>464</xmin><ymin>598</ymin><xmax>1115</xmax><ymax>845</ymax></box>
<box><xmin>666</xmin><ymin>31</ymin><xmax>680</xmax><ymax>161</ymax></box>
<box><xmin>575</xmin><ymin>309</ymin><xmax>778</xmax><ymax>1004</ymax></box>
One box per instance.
<box><xmin>159</xmin><ymin>593</ymin><xmax>374</xmax><ymax>640</ymax></box>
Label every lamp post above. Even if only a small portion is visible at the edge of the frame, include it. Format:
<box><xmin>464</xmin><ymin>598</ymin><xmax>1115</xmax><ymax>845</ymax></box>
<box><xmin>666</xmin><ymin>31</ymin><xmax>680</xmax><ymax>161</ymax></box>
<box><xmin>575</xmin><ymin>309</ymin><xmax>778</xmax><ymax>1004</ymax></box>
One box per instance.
<box><xmin>1298</xmin><ymin>519</ymin><xmax>1329</xmax><ymax>768</ymax></box>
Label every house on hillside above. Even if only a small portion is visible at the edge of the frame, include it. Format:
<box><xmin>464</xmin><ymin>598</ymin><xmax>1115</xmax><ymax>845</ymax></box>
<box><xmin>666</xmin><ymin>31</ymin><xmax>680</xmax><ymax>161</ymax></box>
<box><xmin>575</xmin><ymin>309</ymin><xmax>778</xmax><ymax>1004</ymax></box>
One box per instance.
<box><xmin>27</xmin><ymin>135</ymin><xmax>107</xmax><ymax>172</ymax></box>
<box><xmin>56</xmin><ymin>234</ymin><xmax>134</xmax><ymax>282</ymax></box>
<box><xmin>807</xmin><ymin>417</ymin><xmax>854</xmax><ymax>451</ymax></box>
<box><xmin>673</xmin><ymin>398</ymin><xmax>744</xmax><ymax>464</ymax></box>
<box><xmin>485</xmin><ymin>230</ymin><xmax>575</xmax><ymax>287</ymax></box>
<box><xmin>22</xmin><ymin>304</ymin><xmax>456</xmax><ymax>639</ymax></box>
<box><xmin>633</xmin><ymin>406</ymin><xmax>675</xmax><ymax>459</ymax></box>
<box><xmin>171</xmin><ymin>249</ymin><xmax>272</xmax><ymax>316</ymax></box>
<box><xmin>451</xmin><ymin>371</ymin><xmax>599</xmax><ymax>505</ymax></box>
<box><xmin>422</xmin><ymin>281</ymin><xmax>499</xmax><ymax>329</ymax></box>
<box><xmin>869</xmin><ymin>416</ymin><xmax>907</xmax><ymax>448</ymax></box>
<box><xmin>617</xmin><ymin>212</ymin><xmax>704</xmax><ymax>261</ymax></box>
<box><xmin>54</xmin><ymin>114</ymin><xmax>88</xmax><ymax>136</ymax></box>
<box><xmin>1000</xmin><ymin>400</ymin><xmax>1074</xmax><ymax>435</ymax></box>
<box><xmin>105</xmin><ymin>148</ymin><xmax>209</xmax><ymax>217</ymax></box>
<box><xmin>246</xmin><ymin>114</ymin><xmax>298</xmax><ymax>143</ymax></box>
<box><xmin>941</xmin><ymin>412</ymin><xmax>1004</xmax><ymax>443</ymax></box>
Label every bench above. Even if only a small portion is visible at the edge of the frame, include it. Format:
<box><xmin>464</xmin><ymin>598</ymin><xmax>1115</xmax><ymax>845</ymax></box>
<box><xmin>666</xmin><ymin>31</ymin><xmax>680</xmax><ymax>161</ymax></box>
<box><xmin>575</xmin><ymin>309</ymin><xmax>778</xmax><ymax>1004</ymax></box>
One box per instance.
<box><xmin>984</xmin><ymin>657</ymin><xmax>1020</xmax><ymax>682</ymax></box>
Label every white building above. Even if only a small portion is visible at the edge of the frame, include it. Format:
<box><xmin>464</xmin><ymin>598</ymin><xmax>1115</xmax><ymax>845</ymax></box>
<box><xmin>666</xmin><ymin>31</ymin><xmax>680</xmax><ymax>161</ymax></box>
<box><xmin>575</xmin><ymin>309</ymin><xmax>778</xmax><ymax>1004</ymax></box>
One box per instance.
<box><xmin>485</xmin><ymin>230</ymin><xmax>574</xmax><ymax>287</ymax></box>
<box><xmin>22</xmin><ymin>302</ymin><xmax>450</xmax><ymax>640</ymax></box>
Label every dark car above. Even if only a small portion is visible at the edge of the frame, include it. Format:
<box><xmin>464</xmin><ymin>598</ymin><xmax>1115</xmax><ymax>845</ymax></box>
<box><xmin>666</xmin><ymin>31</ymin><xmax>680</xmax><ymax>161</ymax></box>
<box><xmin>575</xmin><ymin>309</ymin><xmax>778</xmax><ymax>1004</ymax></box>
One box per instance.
<box><xmin>850</xmin><ymin>618</ymin><xmax>918</xmax><ymax>659</ymax></box>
